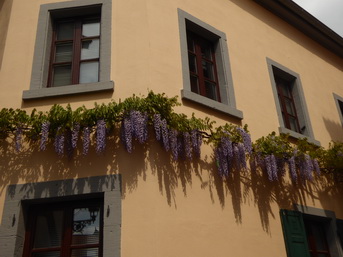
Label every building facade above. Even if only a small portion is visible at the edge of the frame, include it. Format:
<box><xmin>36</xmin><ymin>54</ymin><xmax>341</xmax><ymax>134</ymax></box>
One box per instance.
<box><xmin>0</xmin><ymin>0</ymin><xmax>343</xmax><ymax>256</ymax></box>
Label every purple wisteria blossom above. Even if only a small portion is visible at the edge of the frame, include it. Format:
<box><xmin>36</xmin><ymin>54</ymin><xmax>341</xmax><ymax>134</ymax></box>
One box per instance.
<box><xmin>40</xmin><ymin>121</ymin><xmax>50</xmax><ymax>151</ymax></box>
<box><xmin>161</xmin><ymin>118</ymin><xmax>169</xmax><ymax>151</ymax></box>
<box><xmin>183</xmin><ymin>132</ymin><xmax>192</xmax><ymax>160</ymax></box>
<box><xmin>238</xmin><ymin>142</ymin><xmax>247</xmax><ymax>169</ymax></box>
<box><xmin>96</xmin><ymin>119</ymin><xmax>106</xmax><ymax>154</ymax></box>
<box><xmin>312</xmin><ymin>158</ymin><xmax>320</xmax><ymax>176</ymax></box>
<box><xmin>153</xmin><ymin>113</ymin><xmax>161</xmax><ymax>141</ymax></box>
<box><xmin>130</xmin><ymin>111</ymin><xmax>148</xmax><ymax>144</ymax></box>
<box><xmin>15</xmin><ymin>126</ymin><xmax>22</xmax><ymax>152</ymax></box>
<box><xmin>71</xmin><ymin>123</ymin><xmax>80</xmax><ymax>149</ymax></box>
<box><xmin>191</xmin><ymin>130</ymin><xmax>202</xmax><ymax>158</ymax></box>
<box><xmin>169</xmin><ymin>129</ymin><xmax>178</xmax><ymax>160</ymax></box>
<box><xmin>264</xmin><ymin>155</ymin><xmax>273</xmax><ymax>181</ymax></box>
<box><xmin>82</xmin><ymin>127</ymin><xmax>91</xmax><ymax>155</ymax></box>
<box><xmin>270</xmin><ymin>154</ymin><xmax>278</xmax><ymax>181</ymax></box>
<box><xmin>302</xmin><ymin>154</ymin><xmax>314</xmax><ymax>182</ymax></box>
<box><xmin>237</xmin><ymin>127</ymin><xmax>252</xmax><ymax>154</ymax></box>
<box><xmin>215</xmin><ymin>147</ymin><xmax>229</xmax><ymax>177</ymax></box>
<box><xmin>121</xmin><ymin>117</ymin><xmax>133</xmax><ymax>153</ymax></box>
<box><xmin>288</xmin><ymin>156</ymin><xmax>297</xmax><ymax>183</ymax></box>
<box><xmin>54</xmin><ymin>127</ymin><xmax>64</xmax><ymax>156</ymax></box>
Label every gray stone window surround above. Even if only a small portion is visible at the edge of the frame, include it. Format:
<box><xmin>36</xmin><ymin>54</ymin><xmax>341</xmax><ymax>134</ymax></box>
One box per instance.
<box><xmin>177</xmin><ymin>9</ymin><xmax>243</xmax><ymax>119</ymax></box>
<box><xmin>333</xmin><ymin>93</ymin><xmax>343</xmax><ymax>126</ymax></box>
<box><xmin>0</xmin><ymin>175</ymin><xmax>121</xmax><ymax>257</ymax></box>
<box><xmin>22</xmin><ymin>0</ymin><xmax>113</xmax><ymax>100</ymax></box>
<box><xmin>266</xmin><ymin>58</ymin><xmax>320</xmax><ymax>146</ymax></box>
<box><xmin>294</xmin><ymin>204</ymin><xmax>343</xmax><ymax>257</ymax></box>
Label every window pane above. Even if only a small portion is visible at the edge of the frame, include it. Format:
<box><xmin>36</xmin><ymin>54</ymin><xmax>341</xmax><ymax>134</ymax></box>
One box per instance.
<box><xmin>71</xmin><ymin>248</ymin><xmax>99</xmax><ymax>257</ymax></box>
<box><xmin>205</xmin><ymin>81</ymin><xmax>218</xmax><ymax>101</ymax></box>
<box><xmin>289</xmin><ymin>117</ymin><xmax>299</xmax><ymax>132</ymax></box>
<box><xmin>201</xmin><ymin>44</ymin><xmax>212</xmax><ymax>60</ymax></box>
<box><xmin>190</xmin><ymin>75</ymin><xmax>199</xmax><ymax>94</ymax></box>
<box><xmin>82</xmin><ymin>21</ymin><xmax>100</xmax><ymax>37</ymax></box>
<box><xmin>81</xmin><ymin>39</ymin><xmax>100</xmax><ymax>60</ymax></box>
<box><xmin>57</xmin><ymin>22</ymin><xmax>74</xmax><ymax>40</ymax></box>
<box><xmin>55</xmin><ymin>43</ymin><xmax>73</xmax><ymax>63</ymax></box>
<box><xmin>187</xmin><ymin>35</ymin><xmax>194</xmax><ymax>52</ymax></box>
<box><xmin>33</xmin><ymin>210</ymin><xmax>63</xmax><ymax>248</ymax></box>
<box><xmin>72</xmin><ymin>207</ymin><xmax>100</xmax><ymax>245</ymax></box>
<box><xmin>285</xmin><ymin>99</ymin><xmax>295</xmax><ymax>115</ymax></box>
<box><xmin>188</xmin><ymin>53</ymin><xmax>197</xmax><ymax>73</ymax></box>
<box><xmin>52</xmin><ymin>65</ymin><xmax>72</xmax><ymax>87</ymax></box>
<box><xmin>312</xmin><ymin>224</ymin><xmax>327</xmax><ymax>251</ymax></box>
<box><xmin>33</xmin><ymin>251</ymin><xmax>60</xmax><ymax>257</ymax></box>
<box><xmin>202</xmin><ymin>61</ymin><xmax>214</xmax><ymax>80</ymax></box>
<box><xmin>80</xmin><ymin>62</ymin><xmax>99</xmax><ymax>84</ymax></box>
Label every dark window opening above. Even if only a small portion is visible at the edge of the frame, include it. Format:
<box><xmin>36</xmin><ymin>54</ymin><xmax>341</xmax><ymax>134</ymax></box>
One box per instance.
<box><xmin>186</xmin><ymin>31</ymin><xmax>221</xmax><ymax>102</ymax></box>
<box><xmin>48</xmin><ymin>16</ymin><xmax>100</xmax><ymax>87</ymax></box>
<box><xmin>338</xmin><ymin>100</ymin><xmax>343</xmax><ymax>117</ymax></box>
<box><xmin>22</xmin><ymin>199</ymin><xmax>103</xmax><ymax>257</ymax></box>
<box><xmin>304</xmin><ymin>218</ymin><xmax>331</xmax><ymax>257</ymax></box>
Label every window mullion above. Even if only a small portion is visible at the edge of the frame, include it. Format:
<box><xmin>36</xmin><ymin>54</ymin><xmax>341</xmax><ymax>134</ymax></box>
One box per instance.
<box><xmin>194</xmin><ymin>41</ymin><xmax>206</xmax><ymax>97</ymax></box>
<box><xmin>72</xmin><ymin>19</ymin><xmax>82</xmax><ymax>85</ymax></box>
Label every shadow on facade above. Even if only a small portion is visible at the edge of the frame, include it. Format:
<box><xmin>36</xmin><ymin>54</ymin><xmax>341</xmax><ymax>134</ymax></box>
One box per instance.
<box><xmin>0</xmin><ymin>130</ymin><xmax>340</xmax><ymax>234</ymax></box>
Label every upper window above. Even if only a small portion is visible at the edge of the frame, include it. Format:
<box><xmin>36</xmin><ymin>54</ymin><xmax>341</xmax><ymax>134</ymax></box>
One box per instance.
<box><xmin>49</xmin><ymin>17</ymin><xmax>101</xmax><ymax>87</ymax></box>
<box><xmin>267</xmin><ymin>58</ymin><xmax>320</xmax><ymax>145</ymax></box>
<box><xmin>333</xmin><ymin>93</ymin><xmax>343</xmax><ymax>127</ymax></box>
<box><xmin>178</xmin><ymin>9</ymin><xmax>243</xmax><ymax>119</ymax></box>
<box><xmin>187</xmin><ymin>31</ymin><xmax>220</xmax><ymax>102</ymax></box>
<box><xmin>23</xmin><ymin>199</ymin><xmax>103</xmax><ymax>257</ymax></box>
<box><xmin>22</xmin><ymin>0</ymin><xmax>113</xmax><ymax>100</ymax></box>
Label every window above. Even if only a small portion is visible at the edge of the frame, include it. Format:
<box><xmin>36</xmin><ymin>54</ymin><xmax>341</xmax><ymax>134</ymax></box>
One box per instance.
<box><xmin>280</xmin><ymin>207</ymin><xmax>343</xmax><ymax>257</ymax></box>
<box><xmin>178</xmin><ymin>9</ymin><xmax>243</xmax><ymax>119</ymax></box>
<box><xmin>22</xmin><ymin>0</ymin><xmax>113</xmax><ymax>100</ymax></box>
<box><xmin>0</xmin><ymin>175</ymin><xmax>121</xmax><ymax>257</ymax></box>
<box><xmin>49</xmin><ymin>17</ymin><xmax>101</xmax><ymax>87</ymax></box>
<box><xmin>23</xmin><ymin>199</ymin><xmax>103</xmax><ymax>257</ymax></box>
<box><xmin>304</xmin><ymin>218</ymin><xmax>331</xmax><ymax>257</ymax></box>
<box><xmin>333</xmin><ymin>93</ymin><xmax>343</xmax><ymax>127</ymax></box>
<box><xmin>187</xmin><ymin>31</ymin><xmax>220</xmax><ymax>101</ymax></box>
<box><xmin>267</xmin><ymin>58</ymin><xmax>320</xmax><ymax>145</ymax></box>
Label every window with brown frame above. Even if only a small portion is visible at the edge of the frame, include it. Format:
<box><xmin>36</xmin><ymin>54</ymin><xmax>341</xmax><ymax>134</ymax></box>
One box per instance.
<box><xmin>22</xmin><ymin>199</ymin><xmax>103</xmax><ymax>257</ymax></box>
<box><xmin>186</xmin><ymin>31</ymin><xmax>221</xmax><ymax>102</ymax></box>
<box><xmin>304</xmin><ymin>218</ymin><xmax>331</xmax><ymax>257</ymax></box>
<box><xmin>275</xmin><ymin>76</ymin><xmax>302</xmax><ymax>133</ymax></box>
<box><xmin>48</xmin><ymin>16</ymin><xmax>101</xmax><ymax>87</ymax></box>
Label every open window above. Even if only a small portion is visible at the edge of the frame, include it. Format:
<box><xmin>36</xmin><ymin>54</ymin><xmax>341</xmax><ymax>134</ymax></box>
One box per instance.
<box><xmin>267</xmin><ymin>58</ymin><xmax>319</xmax><ymax>145</ymax></box>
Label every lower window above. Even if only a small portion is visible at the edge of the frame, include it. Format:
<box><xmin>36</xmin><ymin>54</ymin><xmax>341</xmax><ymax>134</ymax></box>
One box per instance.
<box><xmin>280</xmin><ymin>208</ymin><xmax>343</xmax><ymax>257</ymax></box>
<box><xmin>23</xmin><ymin>199</ymin><xmax>103</xmax><ymax>257</ymax></box>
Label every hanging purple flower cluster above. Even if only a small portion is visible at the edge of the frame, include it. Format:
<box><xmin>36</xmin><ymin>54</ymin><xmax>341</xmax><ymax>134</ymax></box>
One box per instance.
<box><xmin>82</xmin><ymin>127</ymin><xmax>91</xmax><ymax>155</ymax></box>
<box><xmin>54</xmin><ymin>127</ymin><xmax>64</xmax><ymax>156</ymax></box>
<box><xmin>40</xmin><ymin>121</ymin><xmax>50</xmax><ymax>151</ymax></box>
<box><xmin>15</xmin><ymin>126</ymin><xmax>23</xmax><ymax>152</ymax></box>
<box><xmin>153</xmin><ymin>114</ymin><xmax>203</xmax><ymax>160</ymax></box>
<box><xmin>72</xmin><ymin>123</ymin><xmax>80</xmax><ymax>149</ymax></box>
<box><xmin>237</xmin><ymin>127</ymin><xmax>252</xmax><ymax>154</ymax></box>
<box><xmin>121</xmin><ymin>111</ymin><xmax>148</xmax><ymax>153</ymax></box>
<box><xmin>215</xmin><ymin>136</ymin><xmax>233</xmax><ymax>177</ymax></box>
<box><xmin>264</xmin><ymin>154</ymin><xmax>278</xmax><ymax>181</ymax></box>
<box><xmin>96</xmin><ymin>119</ymin><xmax>106</xmax><ymax>154</ymax></box>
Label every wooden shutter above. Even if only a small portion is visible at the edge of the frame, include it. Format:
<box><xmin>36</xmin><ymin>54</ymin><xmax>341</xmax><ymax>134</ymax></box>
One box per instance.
<box><xmin>280</xmin><ymin>209</ymin><xmax>310</xmax><ymax>257</ymax></box>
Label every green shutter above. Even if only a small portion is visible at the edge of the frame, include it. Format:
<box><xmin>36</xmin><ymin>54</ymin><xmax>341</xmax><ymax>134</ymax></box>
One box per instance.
<box><xmin>336</xmin><ymin>219</ymin><xmax>343</xmax><ymax>250</ymax></box>
<box><xmin>280</xmin><ymin>209</ymin><xmax>310</xmax><ymax>257</ymax></box>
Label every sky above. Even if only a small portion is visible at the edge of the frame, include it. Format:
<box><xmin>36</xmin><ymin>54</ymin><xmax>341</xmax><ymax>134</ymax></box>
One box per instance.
<box><xmin>292</xmin><ymin>0</ymin><xmax>343</xmax><ymax>37</ymax></box>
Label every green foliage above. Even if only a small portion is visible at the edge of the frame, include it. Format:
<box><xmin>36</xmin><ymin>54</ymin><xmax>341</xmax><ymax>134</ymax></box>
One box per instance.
<box><xmin>0</xmin><ymin>91</ymin><xmax>341</xmax><ymax>176</ymax></box>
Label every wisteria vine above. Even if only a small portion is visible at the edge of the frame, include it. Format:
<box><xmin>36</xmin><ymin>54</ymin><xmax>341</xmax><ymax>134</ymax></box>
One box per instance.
<box><xmin>0</xmin><ymin>92</ymin><xmax>342</xmax><ymax>183</ymax></box>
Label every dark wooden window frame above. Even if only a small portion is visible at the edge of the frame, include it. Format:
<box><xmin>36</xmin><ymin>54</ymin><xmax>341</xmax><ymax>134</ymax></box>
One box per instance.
<box><xmin>22</xmin><ymin>198</ymin><xmax>104</xmax><ymax>257</ymax></box>
<box><xmin>275</xmin><ymin>76</ymin><xmax>302</xmax><ymax>133</ymax></box>
<box><xmin>186</xmin><ymin>30</ymin><xmax>221</xmax><ymax>102</ymax></box>
<box><xmin>48</xmin><ymin>16</ymin><xmax>101</xmax><ymax>87</ymax></box>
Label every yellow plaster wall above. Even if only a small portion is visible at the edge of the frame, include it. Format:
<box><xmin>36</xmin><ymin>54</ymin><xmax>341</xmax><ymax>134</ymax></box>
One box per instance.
<box><xmin>0</xmin><ymin>0</ymin><xmax>343</xmax><ymax>256</ymax></box>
